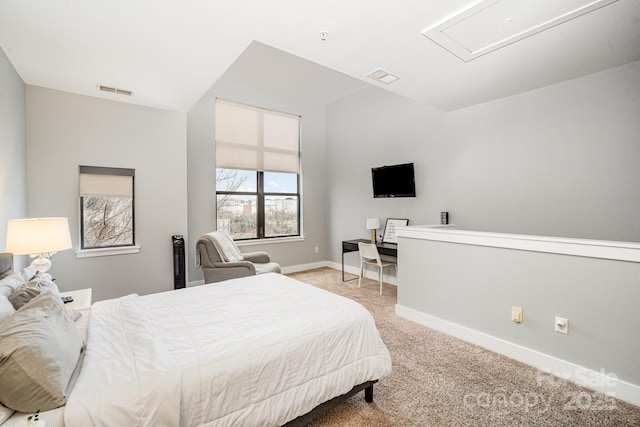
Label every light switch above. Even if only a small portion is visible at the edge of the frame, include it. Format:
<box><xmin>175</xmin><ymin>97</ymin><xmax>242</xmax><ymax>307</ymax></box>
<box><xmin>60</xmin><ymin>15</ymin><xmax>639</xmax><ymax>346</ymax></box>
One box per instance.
<box><xmin>512</xmin><ymin>306</ymin><xmax>523</xmax><ymax>323</ymax></box>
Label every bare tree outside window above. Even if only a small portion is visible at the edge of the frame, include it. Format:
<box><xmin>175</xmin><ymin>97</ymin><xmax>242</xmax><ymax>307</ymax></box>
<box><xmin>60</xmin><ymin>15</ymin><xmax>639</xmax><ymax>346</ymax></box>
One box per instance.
<box><xmin>216</xmin><ymin>169</ymin><xmax>248</xmax><ymax>211</ymax></box>
<box><xmin>82</xmin><ymin>196</ymin><xmax>133</xmax><ymax>247</ymax></box>
<box><xmin>216</xmin><ymin>169</ymin><xmax>257</xmax><ymax>238</ymax></box>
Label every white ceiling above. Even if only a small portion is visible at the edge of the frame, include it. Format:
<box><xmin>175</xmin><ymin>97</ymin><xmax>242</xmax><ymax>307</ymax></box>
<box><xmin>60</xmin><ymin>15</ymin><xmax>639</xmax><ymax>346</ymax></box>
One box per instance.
<box><xmin>1</xmin><ymin>0</ymin><xmax>638</xmax><ymax>112</ymax></box>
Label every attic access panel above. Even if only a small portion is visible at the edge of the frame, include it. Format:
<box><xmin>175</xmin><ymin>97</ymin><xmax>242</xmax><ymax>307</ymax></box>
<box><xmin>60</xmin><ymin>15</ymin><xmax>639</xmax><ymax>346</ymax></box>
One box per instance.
<box><xmin>422</xmin><ymin>0</ymin><xmax>619</xmax><ymax>62</ymax></box>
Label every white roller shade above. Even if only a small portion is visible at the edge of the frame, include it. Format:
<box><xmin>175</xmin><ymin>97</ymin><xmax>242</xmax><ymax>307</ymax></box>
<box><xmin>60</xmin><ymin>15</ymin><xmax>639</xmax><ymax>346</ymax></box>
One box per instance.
<box><xmin>215</xmin><ymin>99</ymin><xmax>300</xmax><ymax>173</ymax></box>
<box><xmin>79</xmin><ymin>166</ymin><xmax>134</xmax><ymax>198</ymax></box>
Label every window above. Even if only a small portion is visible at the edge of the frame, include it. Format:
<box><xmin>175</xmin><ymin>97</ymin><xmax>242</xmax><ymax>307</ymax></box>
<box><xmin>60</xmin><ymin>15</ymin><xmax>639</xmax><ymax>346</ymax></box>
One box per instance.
<box><xmin>216</xmin><ymin>169</ymin><xmax>300</xmax><ymax>239</ymax></box>
<box><xmin>215</xmin><ymin>99</ymin><xmax>301</xmax><ymax>240</ymax></box>
<box><xmin>79</xmin><ymin>166</ymin><xmax>135</xmax><ymax>249</ymax></box>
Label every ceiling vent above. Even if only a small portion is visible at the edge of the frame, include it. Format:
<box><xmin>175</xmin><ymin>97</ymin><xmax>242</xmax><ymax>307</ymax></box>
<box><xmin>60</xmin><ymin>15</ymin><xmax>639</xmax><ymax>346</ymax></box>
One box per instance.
<box><xmin>423</xmin><ymin>0</ymin><xmax>619</xmax><ymax>62</ymax></box>
<box><xmin>99</xmin><ymin>85</ymin><xmax>133</xmax><ymax>96</ymax></box>
<box><xmin>366</xmin><ymin>69</ymin><xmax>400</xmax><ymax>84</ymax></box>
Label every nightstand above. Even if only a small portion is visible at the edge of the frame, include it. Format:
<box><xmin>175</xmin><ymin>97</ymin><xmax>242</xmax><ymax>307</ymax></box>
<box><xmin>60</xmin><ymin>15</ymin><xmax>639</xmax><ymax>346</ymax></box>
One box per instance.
<box><xmin>60</xmin><ymin>288</ymin><xmax>92</xmax><ymax>310</ymax></box>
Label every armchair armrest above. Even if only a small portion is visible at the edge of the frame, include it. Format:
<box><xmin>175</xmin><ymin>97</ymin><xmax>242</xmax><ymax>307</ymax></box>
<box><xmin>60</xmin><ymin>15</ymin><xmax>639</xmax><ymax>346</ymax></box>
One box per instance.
<box><xmin>243</xmin><ymin>252</ymin><xmax>271</xmax><ymax>264</ymax></box>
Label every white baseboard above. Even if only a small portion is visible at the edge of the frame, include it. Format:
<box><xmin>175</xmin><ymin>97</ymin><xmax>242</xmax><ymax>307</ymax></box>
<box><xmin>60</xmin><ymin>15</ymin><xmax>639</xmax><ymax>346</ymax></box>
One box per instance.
<box><xmin>326</xmin><ymin>261</ymin><xmax>342</xmax><ymax>271</ymax></box>
<box><xmin>281</xmin><ymin>261</ymin><xmax>329</xmax><ymax>274</ymax></box>
<box><xmin>395</xmin><ymin>304</ymin><xmax>640</xmax><ymax>407</ymax></box>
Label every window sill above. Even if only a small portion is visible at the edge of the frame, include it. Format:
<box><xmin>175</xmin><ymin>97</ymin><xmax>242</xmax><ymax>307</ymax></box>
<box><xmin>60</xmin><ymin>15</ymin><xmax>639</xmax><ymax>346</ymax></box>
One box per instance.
<box><xmin>235</xmin><ymin>236</ymin><xmax>305</xmax><ymax>247</ymax></box>
<box><xmin>76</xmin><ymin>246</ymin><xmax>141</xmax><ymax>258</ymax></box>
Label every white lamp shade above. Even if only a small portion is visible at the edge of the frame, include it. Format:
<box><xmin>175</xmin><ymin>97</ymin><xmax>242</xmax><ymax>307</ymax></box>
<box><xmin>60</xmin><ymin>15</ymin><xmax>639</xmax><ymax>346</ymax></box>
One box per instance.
<box><xmin>5</xmin><ymin>217</ymin><xmax>73</xmax><ymax>255</ymax></box>
<box><xmin>366</xmin><ymin>218</ymin><xmax>381</xmax><ymax>230</ymax></box>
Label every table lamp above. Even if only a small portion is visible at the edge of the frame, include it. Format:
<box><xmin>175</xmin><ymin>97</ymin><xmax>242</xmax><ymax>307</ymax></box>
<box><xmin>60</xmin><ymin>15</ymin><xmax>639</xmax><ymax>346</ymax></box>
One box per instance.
<box><xmin>366</xmin><ymin>218</ymin><xmax>380</xmax><ymax>243</ymax></box>
<box><xmin>5</xmin><ymin>217</ymin><xmax>73</xmax><ymax>273</ymax></box>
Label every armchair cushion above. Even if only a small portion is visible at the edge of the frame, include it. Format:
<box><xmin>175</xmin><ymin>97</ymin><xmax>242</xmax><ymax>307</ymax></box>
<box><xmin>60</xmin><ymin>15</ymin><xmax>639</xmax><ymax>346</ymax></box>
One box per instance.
<box><xmin>207</xmin><ymin>262</ymin><xmax>256</xmax><ymax>282</ymax></box>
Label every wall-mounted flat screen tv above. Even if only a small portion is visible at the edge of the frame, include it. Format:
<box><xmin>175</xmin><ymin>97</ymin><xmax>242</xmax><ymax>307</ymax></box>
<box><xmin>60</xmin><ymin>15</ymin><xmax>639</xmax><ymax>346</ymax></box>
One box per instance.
<box><xmin>372</xmin><ymin>162</ymin><xmax>416</xmax><ymax>198</ymax></box>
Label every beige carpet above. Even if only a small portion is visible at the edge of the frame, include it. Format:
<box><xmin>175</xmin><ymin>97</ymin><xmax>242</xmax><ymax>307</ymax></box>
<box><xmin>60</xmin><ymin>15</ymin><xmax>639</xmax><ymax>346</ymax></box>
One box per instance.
<box><xmin>288</xmin><ymin>268</ymin><xmax>640</xmax><ymax>427</ymax></box>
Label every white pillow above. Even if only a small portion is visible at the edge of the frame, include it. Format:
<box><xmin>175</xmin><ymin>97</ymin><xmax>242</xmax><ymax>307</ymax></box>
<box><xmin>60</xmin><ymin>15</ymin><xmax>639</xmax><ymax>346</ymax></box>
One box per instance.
<box><xmin>0</xmin><ymin>274</ymin><xmax>25</xmax><ymax>298</ymax></box>
<box><xmin>0</xmin><ymin>404</ymin><xmax>15</xmax><ymax>424</ymax></box>
<box><xmin>0</xmin><ymin>294</ymin><xmax>16</xmax><ymax>322</ymax></box>
<box><xmin>17</xmin><ymin>265</ymin><xmax>36</xmax><ymax>282</ymax></box>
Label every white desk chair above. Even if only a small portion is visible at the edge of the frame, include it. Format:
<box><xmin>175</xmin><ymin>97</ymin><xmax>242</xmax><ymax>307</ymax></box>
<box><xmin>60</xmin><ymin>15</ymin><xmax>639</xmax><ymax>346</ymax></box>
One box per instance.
<box><xmin>357</xmin><ymin>242</ymin><xmax>396</xmax><ymax>295</ymax></box>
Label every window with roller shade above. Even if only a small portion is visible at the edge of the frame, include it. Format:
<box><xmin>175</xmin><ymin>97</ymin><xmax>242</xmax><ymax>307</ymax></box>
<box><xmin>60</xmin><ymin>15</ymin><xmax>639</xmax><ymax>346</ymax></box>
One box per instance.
<box><xmin>215</xmin><ymin>99</ymin><xmax>301</xmax><ymax>240</ymax></box>
<box><xmin>79</xmin><ymin>166</ymin><xmax>135</xmax><ymax>249</ymax></box>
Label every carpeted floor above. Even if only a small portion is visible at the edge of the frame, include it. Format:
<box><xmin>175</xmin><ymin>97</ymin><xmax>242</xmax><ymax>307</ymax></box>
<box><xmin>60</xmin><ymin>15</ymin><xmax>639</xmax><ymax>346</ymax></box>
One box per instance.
<box><xmin>288</xmin><ymin>268</ymin><xmax>640</xmax><ymax>427</ymax></box>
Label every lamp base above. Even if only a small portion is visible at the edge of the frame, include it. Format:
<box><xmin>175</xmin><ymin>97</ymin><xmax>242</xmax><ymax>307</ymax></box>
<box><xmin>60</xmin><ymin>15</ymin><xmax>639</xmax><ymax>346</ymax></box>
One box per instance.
<box><xmin>31</xmin><ymin>255</ymin><xmax>52</xmax><ymax>273</ymax></box>
<box><xmin>371</xmin><ymin>229</ymin><xmax>376</xmax><ymax>244</ymax></box>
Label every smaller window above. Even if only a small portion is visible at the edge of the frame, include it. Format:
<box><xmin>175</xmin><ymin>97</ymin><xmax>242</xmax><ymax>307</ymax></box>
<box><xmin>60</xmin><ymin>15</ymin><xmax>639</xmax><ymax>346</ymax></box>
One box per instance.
<box><xmin>79</xmin><ymin>166</ymin><xmax>135</xmax><ymax>249</ymax></box>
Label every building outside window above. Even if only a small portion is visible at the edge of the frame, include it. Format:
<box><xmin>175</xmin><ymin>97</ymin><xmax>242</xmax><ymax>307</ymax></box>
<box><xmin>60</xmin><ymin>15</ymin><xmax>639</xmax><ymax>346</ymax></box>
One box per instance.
<box><xmin>79</xmin><ymin>165</ymin><xmax>135</xmax><ymax>249</ymax></box>
<box><xmin>215</xmin><ymin>99</ymin><xmax>301</xmax><ymax>240</ymax></box>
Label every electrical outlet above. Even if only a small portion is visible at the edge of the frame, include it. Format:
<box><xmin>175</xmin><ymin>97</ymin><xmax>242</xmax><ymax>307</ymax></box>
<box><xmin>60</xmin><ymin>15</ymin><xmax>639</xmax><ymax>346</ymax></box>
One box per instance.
<box><xmin>314</xmin><ymin>246</ymin><xmax>319</xmax><ymax>253</ymax></box>
<box><xmin>511</xmin><ymin>306</ymin><xmax>523</xmax><ymax>323</ymax></box>
<box><xmin>555</xmin><ymin>316</ymin><xmax>568</xmax><ymax>334</ymax></box>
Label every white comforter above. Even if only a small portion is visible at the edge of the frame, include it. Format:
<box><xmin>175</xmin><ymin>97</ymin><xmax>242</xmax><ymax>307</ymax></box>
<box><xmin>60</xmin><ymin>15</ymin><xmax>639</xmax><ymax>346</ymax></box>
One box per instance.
<box><xmin>65</xmin><ymin>273</ymin><xmax>392</xmax><ymax>427</ymax></box>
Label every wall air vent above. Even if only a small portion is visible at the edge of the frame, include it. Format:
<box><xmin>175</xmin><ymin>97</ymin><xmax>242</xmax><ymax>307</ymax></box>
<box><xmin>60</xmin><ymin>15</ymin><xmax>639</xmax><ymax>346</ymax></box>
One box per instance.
<box><xmin>423</xmin><ymin>0</ymin><xmax>619</xmax><ymax>62</ymax></box>
<box><xmin>366</xmin><ymin>69</ymin><xmax>400</xmax><ymax>84</ymax></box>
<box><xmin>99</xmin><ymin>85</ymin><xmax>133</xmax><ymax>96</ymax></box>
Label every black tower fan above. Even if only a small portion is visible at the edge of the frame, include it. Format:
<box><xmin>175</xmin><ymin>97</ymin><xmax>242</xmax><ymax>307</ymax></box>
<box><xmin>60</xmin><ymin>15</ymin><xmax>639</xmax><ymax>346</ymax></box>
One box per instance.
<box><xmin>172</xmin><ymin>235</ymin><xmax>186</xmax><ymax>289</ymax></box>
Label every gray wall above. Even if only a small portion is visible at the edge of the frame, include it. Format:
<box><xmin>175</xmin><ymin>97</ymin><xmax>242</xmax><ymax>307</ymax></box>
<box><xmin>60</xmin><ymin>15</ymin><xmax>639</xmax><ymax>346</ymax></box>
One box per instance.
<box><xmin>397</xmin><ymin>236</ymin><xmax>640</xmax><ymax>386</ymax></box>
<box><xmin>326</xmin><ymin>86</ymin><xmax>446</xmax><ymax>268</ymax></box>
<box><xmin>326</xmin><ymin>60</ymin><xmax>640</xmax><ymax>271</ymax></box>
<box><xmin>0</xmin><ymin>48</ymin><xmax>27</xmax><ymax>260</ymax></box>
<box><xmin>26</xmin><ymin>86</ymin><xmax>188</xmax><ymax>302</ymax></box>
<box><xmin>444</xmin><ymin>60</ymin><xmax>640</xmax><ymax>240</ymax></box>
<box><xmin>187</xmin><ymin>79</ymin><xmax>329</xmax><ymax>282</ymax></box>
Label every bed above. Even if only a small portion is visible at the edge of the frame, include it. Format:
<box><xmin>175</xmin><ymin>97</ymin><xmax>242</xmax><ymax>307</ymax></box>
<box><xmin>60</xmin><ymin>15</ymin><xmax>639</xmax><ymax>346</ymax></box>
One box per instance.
<box><xmin>0</xmin><ymin>253</ymin><xmax>392</xmax><ymax>426</ymax></box>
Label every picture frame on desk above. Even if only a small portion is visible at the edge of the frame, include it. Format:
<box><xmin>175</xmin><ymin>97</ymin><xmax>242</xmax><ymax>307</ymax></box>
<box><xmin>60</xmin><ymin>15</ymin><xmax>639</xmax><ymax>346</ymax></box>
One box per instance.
<box><xmin>382</xmin><ymin>218</ymin><xmax>409</xmax><ymax>243</ymax></box>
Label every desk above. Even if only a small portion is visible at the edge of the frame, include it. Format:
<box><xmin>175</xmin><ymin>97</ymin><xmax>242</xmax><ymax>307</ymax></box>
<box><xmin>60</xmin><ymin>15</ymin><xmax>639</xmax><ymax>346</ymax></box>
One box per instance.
<box><xmin>342</xmin><ymin>239</ymin><xmax>398</xmax><ymax>281</ymax></box>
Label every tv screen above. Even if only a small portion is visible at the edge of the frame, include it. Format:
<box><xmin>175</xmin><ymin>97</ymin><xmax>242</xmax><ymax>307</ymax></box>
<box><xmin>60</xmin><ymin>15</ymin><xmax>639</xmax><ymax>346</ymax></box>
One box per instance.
<box><xmin>372</xmin><ymin>163</ymin><xmax>416</xmax><ymax>198</ymax></box>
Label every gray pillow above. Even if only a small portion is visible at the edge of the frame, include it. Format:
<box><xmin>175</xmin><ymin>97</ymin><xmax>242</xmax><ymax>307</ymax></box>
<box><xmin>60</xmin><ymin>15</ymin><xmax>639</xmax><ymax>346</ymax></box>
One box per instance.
<box><xmin>0</xmin><ymin>291</ymin><xmax>84</xmax><ymax>412</ymax></box>
<box><xmin>8</xmin><ymin>274</ymin><xmax>60</xmax><ymax>310</ymax></box>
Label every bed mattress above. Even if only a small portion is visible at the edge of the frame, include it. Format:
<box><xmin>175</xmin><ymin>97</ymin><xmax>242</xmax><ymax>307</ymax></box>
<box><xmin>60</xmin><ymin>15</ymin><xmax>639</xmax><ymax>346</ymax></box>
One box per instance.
<box><xmin>64</xmin><ymin>273</ymin><xmax>391</xmax><ymax>426</ymax></box>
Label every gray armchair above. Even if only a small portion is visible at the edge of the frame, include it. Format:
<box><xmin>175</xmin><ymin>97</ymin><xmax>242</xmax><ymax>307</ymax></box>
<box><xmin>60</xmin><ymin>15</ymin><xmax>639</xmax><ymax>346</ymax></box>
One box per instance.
<box><xmin>195</xmin><ymin>231</ymin><xmax>281</xmax><ymax>284</ymax></box>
